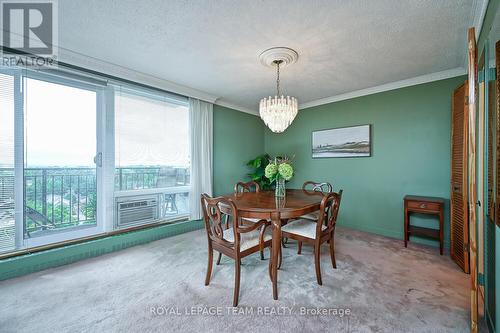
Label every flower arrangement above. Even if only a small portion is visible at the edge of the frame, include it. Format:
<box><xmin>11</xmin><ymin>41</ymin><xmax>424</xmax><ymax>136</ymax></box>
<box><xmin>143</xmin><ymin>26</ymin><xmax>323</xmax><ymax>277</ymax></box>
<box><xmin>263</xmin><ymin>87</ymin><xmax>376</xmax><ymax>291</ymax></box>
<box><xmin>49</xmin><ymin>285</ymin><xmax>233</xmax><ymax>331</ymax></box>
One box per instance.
<box><xmin>264</xmin><ymin>155</ymin><xmax>294</xmax><ymax>197</ymax></box>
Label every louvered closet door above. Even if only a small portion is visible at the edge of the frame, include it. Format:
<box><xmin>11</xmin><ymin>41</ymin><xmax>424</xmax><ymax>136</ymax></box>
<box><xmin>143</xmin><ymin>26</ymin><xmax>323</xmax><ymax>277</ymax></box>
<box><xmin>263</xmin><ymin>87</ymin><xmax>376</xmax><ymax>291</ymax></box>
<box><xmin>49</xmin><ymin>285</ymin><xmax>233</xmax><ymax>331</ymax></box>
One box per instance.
<box><xmin>450</xmin><ymin>81</ymin><xmax>470</xmax><ymax>273</ymax></box>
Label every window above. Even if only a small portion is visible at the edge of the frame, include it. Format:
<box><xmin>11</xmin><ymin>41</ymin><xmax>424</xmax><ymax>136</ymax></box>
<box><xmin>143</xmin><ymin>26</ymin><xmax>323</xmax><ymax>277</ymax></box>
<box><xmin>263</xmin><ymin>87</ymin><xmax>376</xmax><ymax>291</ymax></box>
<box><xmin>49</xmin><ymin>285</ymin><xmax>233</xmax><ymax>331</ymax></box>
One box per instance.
<box><xmin>0</xmin><ymin>68</ymin><xmax>192</xmax><ymax>255</ymax></box>
<box><xmin>0</xmin><ymin>69</ymin><xmax>106</xmax><ymax>252</ymax></box>
<box><xmin>23</xmin><ymin>77</ymin><xmax>100</xmax><ymax>246</ymax></box>
<box><xmin>114</xmin><ymin>87</ymin><xmax>190</xmax><ymax>222</ymax></box>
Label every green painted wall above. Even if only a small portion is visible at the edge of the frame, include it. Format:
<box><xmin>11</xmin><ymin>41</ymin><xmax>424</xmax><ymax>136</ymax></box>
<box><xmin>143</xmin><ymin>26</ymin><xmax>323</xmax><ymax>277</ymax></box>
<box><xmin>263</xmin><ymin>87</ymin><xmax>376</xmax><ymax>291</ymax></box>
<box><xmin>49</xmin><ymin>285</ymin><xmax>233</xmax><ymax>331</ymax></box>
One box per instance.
<box><xmin>213</xmin><ymin>105</ymin><xmax>265</xmax><ymax>195</ymax></box>
<box><xmin>265</xmin><ymin>76</ymin><xmax>466</xmax><ymax>248</ymax></box>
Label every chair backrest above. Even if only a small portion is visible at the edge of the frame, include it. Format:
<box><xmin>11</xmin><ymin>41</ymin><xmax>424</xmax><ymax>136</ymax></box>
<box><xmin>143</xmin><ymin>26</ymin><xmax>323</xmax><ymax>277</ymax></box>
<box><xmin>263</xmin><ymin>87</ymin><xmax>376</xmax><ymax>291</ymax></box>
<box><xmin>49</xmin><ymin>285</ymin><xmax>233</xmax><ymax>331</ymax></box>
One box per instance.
<box><xmin>234</xmin><ymin>180</ymin><xmax>260</xmax><ymax>193</ymax></box>
<box><xmin>302</xmin><ymin>181</ymin><xmax>333</xmax><ymax>193</ymax></box>
<box><xmin>317</xmin><ymin>190</ymin><xmax>343</xmax><ymax>234</ymax></box>
<box><xmin>200</xmin><ymin>193</ymin><xmax>237</xmax><ymax>247</ymax></box>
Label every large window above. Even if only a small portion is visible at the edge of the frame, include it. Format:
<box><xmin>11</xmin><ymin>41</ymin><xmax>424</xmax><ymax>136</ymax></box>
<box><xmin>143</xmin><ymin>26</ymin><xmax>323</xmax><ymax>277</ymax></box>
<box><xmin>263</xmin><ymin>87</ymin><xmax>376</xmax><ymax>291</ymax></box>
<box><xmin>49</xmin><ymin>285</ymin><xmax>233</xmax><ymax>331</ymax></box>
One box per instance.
<box><xmin>0</xmin><ymin>68</ymin><xmax>191</xmax><ymax>255</ymax></box>
<box><xmin>114</xmin><ymin>88</ymin><xmax>190</xmax><ymax>224</ymax></box>
<box><xmin>23</xmin><ymin>77</ymin><xmax>100</xmax><ymax>247</ymax></box>
<box><xmin>0</xmin><ymin>70</ymin><xmax>105</xmax><ymax>252</ymax></box>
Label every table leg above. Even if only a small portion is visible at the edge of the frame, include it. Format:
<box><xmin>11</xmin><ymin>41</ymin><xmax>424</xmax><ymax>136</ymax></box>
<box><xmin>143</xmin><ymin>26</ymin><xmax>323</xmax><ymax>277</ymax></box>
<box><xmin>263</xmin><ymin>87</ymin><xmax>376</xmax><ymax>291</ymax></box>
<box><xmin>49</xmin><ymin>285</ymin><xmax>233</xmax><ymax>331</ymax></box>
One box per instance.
<box><xmin>270</xmin><ymin>211</ymin><xmax>281</xmax><ymax>300</ymax></box>
<box><xmin>404</xmin><ymin>204</ymin><xmax>408</xmax><ymax>248</ymax></box>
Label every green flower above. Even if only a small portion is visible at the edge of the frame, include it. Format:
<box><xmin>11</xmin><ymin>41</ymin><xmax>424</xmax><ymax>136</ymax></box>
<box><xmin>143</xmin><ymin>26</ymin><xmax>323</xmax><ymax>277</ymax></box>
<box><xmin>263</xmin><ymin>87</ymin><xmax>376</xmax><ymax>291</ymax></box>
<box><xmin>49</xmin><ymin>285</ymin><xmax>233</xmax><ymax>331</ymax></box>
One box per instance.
<box><xmin>265</xmin><ymin>163</ymin><xmax>278</xmax><ymax>179</ymax></box>
<box><xmin>278</xmin><ymin>163</ymin><xmax>294</xmax><ymax>181</ymax></box>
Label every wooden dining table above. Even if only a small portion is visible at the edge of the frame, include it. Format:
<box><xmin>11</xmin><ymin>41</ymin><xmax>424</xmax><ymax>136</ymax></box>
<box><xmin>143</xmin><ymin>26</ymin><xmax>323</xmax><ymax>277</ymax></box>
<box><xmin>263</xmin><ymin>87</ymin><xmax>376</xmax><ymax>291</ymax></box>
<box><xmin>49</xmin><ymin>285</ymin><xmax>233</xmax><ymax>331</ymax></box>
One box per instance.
<box><xmin>222</xmin><ymin>189</ymin><xmax>324</xmax><ymax>300</ymax></box>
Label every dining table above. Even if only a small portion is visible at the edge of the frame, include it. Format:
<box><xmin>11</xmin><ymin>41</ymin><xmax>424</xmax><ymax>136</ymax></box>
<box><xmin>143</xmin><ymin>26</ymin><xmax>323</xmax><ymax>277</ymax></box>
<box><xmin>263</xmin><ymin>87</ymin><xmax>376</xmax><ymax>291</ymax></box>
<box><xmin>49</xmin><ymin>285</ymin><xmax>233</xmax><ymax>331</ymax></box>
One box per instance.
<box><xmin>222</xmin><ymin>189</ymin><xmax>325</xmax><ymax>300</ymax></box>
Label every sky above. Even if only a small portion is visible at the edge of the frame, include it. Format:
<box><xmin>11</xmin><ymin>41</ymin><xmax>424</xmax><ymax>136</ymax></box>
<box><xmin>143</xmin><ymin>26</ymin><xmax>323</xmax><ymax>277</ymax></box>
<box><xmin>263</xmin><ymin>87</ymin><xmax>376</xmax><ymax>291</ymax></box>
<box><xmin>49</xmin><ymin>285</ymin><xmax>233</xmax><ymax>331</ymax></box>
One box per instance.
<box><xmin>24</xmin><ymin>77</ymin><xmax>97</xmax><ymax>167</ymax></box>
<box><xmin>0</xmin><ymin>75</ymin><xmax>189</xmax><ymax>168</ymax></box>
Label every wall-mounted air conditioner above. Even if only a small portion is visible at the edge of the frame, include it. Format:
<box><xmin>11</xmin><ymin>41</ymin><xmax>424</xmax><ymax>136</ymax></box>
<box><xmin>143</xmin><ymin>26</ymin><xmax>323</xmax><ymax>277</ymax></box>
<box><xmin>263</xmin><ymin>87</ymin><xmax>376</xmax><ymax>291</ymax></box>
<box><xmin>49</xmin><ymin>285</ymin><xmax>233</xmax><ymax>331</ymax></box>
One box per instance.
<box><xmin>115</xmin><ymin>195</ymin><xmax>159</xmax><ymax>229</ymax></box>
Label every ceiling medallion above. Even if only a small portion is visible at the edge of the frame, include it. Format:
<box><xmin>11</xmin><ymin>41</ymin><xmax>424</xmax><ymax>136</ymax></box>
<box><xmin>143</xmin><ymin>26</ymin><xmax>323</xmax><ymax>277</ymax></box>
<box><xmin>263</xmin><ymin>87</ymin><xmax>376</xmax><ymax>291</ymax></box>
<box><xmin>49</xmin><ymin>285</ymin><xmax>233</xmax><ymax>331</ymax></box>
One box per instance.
<box><xmin>259</xmin><ymin>47</ymin><xmax>299</xmax><ymax>133</ymax></box>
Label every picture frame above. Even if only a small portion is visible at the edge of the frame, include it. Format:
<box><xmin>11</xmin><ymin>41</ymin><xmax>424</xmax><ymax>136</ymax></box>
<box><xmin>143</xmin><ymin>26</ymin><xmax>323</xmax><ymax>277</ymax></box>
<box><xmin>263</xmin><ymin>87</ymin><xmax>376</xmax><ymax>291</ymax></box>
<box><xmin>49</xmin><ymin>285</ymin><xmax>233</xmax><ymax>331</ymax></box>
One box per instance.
<box><xmin>312</xmin><ymin>124</ymin><xmax>371</xmax><ymax>158</ymax></box>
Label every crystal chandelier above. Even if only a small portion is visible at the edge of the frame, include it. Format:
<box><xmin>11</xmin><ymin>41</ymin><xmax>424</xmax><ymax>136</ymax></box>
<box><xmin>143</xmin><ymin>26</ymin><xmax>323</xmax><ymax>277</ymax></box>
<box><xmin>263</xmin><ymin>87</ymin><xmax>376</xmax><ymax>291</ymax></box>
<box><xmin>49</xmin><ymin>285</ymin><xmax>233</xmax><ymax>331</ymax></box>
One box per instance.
<box><xmin>259</xmin><ymin>49</ymin><xmax>298</xmax><ymax>133</ymax></box>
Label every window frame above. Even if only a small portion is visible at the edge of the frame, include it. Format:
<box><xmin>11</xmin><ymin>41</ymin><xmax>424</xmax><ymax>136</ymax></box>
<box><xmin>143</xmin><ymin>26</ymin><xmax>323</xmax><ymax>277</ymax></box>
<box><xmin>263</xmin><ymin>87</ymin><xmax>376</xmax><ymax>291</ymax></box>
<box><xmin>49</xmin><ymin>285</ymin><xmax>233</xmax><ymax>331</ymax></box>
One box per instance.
<box><xmin>19</xmin><ymin>70</ymin><xmax>108</xmax><ymax>248</ymax></box>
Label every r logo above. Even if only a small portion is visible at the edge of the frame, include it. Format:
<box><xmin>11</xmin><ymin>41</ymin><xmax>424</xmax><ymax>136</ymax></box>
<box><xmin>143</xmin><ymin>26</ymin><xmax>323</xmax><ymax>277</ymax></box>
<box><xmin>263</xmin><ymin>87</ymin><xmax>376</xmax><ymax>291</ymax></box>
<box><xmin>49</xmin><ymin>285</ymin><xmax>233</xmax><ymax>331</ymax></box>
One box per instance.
<box><xmin>1</xmin><ymin>1</ymin><xmax>56</xmax><ymax>55</ymax></box>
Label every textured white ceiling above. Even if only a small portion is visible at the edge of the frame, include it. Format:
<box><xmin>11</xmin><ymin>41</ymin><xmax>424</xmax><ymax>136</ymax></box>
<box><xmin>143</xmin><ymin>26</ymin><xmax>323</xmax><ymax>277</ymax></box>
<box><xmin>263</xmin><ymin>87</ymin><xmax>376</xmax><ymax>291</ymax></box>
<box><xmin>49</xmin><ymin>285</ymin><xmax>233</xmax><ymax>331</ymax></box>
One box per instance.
<box><xmin>57</xmin><ymin>0</ymin><xmax>484</xmax><ymax>112</ymax></box>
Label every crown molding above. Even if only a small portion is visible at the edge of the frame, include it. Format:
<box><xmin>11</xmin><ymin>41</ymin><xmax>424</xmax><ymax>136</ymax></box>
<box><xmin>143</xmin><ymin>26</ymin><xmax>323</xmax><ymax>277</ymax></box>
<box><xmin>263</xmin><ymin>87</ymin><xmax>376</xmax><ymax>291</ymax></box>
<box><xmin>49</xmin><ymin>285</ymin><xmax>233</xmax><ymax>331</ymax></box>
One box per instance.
<box><xmin>215</xmin><ymin>67</ymin><xmax>468</xmax><ymax>114</ymax></box>
<box><xmin>214</xmin><ymin>99</ymin><xmax>259</xmax><ymax>116</ymax></box>
<box><xmin>299</xmin><ymin>67</ymin><xmax>466</xmax><ymax>110</ymax></box>
<box><xmin>57</xmin><ymin>47</ymin><xmax>219</xmax><ymax>103</ymax></box>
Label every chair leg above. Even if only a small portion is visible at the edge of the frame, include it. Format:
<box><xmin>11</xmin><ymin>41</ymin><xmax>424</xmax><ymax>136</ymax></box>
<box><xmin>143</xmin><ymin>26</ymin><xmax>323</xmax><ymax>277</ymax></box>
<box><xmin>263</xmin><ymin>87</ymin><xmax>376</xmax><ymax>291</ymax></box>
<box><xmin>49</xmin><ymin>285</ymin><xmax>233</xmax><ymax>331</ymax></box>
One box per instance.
<box><xmin>233</xmin><ymin>259</ymin><xmax>241</xmax><ymax>307</ymax></box>
<box><xmin>297</xmin><ymin>241</ymin><xmax>302</xmax><ymax>254</ymax></box>
<box><xmin>329</xmin><ymin>237</ymin><xmax>337</xmax><ymax>269</ymax></box>
<box><xmin>314</xmin><ymin>245</ymin><xmax>322</xmax><ymax>285</ymax></box>
<box><xmin>268</xmin><ymin>247</ymin><xmax>273</xmax><ymax>281</ymax></box>
<box><xmin>258</xmin><ymin>225</ymin><xmax>266</xmax><ymax>260</ymax></box>
<box><xmin>278</xmin><ymin>243</ymin><xmax>283</xmax><ymax>270</ymax></box>
<box><xmin>216</xmin><ymin>252</ymin><xmax>222</xmax><ymax>265</ymax></box>
<box><xmin>205</xmin><ymin>245</ymin><xmax>214</xmax><ymax>286</ymax></box>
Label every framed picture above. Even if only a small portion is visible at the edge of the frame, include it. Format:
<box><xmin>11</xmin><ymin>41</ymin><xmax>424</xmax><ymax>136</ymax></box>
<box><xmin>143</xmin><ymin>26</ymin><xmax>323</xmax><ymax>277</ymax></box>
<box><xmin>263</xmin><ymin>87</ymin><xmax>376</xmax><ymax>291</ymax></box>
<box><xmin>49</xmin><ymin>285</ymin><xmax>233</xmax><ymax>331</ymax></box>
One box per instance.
<box><xmin>312</xmin><ymin>124</ymin><xmax>371</xmax><ymax>158</ymax></box>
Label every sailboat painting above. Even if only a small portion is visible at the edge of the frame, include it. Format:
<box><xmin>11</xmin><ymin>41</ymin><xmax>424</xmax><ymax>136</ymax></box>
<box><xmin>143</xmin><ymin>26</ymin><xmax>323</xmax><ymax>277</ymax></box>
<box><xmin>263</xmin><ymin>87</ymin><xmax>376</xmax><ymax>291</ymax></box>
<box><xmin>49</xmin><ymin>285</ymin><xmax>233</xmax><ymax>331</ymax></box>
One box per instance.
<box><xmin>312</xmin><ymin>125</ymin><xmax>371</xmax><ymax>158</ymax></box>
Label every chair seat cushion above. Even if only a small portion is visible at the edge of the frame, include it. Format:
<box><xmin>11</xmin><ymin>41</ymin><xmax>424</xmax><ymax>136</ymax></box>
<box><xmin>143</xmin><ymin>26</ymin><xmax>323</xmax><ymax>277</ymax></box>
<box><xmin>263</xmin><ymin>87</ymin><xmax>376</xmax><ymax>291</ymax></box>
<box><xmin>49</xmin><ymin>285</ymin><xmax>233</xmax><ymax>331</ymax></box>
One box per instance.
<box><xmin>223</xmin><ymin>228</ymin><xmax>272</xmax><ymax>251</ymax></box>
<box><xmin>282</xmin><ymin>219</ymin><xmax>326</xmax><ymax>239</ymax></box>
<box><xmin>300</xmin><ymin>211</ymin><xmax>320</xmax><ymax>221</ymax></box>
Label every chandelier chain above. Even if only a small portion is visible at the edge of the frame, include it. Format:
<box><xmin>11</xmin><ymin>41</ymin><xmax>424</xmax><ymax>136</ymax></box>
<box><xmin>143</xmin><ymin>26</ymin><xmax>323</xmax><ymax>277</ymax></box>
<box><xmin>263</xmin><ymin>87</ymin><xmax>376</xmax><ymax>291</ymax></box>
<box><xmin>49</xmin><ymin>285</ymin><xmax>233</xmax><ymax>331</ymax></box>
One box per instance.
<box><xmin>275</xmin><ymin>60</ymin><xmax>281</xmax><ymax>96</ymax></box>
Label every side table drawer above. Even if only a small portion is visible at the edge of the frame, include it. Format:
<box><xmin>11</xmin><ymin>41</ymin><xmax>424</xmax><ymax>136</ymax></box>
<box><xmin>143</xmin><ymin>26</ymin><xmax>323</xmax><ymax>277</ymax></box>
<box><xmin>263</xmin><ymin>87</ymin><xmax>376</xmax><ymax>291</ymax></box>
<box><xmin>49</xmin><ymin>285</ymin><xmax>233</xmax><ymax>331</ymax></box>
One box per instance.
<box><xmin>407</xmin><ymin>200</ymin><xmax>440</xmax><ymax>212</ymax></box>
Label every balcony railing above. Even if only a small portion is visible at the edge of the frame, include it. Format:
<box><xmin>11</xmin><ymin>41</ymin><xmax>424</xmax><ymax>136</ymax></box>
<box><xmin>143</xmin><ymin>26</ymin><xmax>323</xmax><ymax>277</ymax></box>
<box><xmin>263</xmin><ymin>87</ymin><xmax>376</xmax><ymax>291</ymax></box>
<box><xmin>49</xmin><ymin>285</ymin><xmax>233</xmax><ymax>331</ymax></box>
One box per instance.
<box><xmin>23</xmin><ymin>167</ymin><xmax>97</xmax><ymax>235</ymax></box>
<box><xmin>0</xmin><ymin>166</ymin><xmax>190</xmax><ymax>240</ymax></box>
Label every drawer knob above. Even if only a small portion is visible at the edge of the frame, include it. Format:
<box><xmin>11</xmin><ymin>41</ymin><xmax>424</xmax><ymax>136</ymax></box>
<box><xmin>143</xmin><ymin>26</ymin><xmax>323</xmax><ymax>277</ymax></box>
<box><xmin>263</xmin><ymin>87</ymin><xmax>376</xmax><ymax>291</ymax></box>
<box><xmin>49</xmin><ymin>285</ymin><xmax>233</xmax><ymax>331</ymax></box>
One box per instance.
<box><xmin>419</xmin><ymin>203</ymin><xmax>427</xmax><ymax>209</ymax></box>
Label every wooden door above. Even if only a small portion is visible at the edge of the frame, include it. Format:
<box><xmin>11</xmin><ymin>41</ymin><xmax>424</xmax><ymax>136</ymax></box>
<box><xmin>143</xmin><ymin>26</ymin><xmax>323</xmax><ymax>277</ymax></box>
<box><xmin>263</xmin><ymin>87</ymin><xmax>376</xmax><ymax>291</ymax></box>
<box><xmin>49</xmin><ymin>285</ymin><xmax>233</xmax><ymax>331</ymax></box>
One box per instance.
<box><xmin>466</xmin><ymin>27</ymin><xmax>478</xmax><ymax>333</ymax></box>
<box><xmin>450</xmin><ymin>81</ymin><xmax>470</xmax><ymax>273</ymax></box>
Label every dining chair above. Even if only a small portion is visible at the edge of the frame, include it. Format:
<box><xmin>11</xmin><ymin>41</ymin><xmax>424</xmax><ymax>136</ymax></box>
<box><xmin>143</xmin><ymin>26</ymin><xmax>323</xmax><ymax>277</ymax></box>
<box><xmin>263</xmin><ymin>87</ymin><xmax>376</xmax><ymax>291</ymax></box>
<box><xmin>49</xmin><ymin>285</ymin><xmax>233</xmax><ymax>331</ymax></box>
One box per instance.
<box><xmin>235</xmin><ymin>180</ymin><xmax>260</xmax><ymax>194</ymax></box>
<box><xmin>234</xmin><ymin>180</ymin><xmax>271</xmax><ymax>259</ymax></box>
<box><xmin>280</xmin><ymin>190</ymin><xmax>343</xmax><ymax>285</ymax></box>
<box><xmin>201</xmin><ymin>193</ymin><xmax>272</xmax><ymax>306</ymax></box>
<box><xmin>301</xmin><ymin>181</ymin><xmax>333</xmax><ymax>220</ymax></box>
<box><xmin>296</xmin><ymin>181</ymin><xmax>333</xmax><ymax>252</ymax></box>
<box><xmin>234</xmin><ymin>180</ymin><xmax>264</xmax><ymax>225</ymax></box>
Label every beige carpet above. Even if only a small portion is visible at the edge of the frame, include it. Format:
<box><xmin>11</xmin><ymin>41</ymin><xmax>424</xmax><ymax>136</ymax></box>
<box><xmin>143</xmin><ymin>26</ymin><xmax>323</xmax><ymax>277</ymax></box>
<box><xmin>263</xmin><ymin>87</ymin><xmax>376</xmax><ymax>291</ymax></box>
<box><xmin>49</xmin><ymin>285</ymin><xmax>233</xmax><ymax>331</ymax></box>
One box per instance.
<box><xmin>0</xmin><ymin>227</ymin><xmax>469</xmax><ymax>332</ymax></box>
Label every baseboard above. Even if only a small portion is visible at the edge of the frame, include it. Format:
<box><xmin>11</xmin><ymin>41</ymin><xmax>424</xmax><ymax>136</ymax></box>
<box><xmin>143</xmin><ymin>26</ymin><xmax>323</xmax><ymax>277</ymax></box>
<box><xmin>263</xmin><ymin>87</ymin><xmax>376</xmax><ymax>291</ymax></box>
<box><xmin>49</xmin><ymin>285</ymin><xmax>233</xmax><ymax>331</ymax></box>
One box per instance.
<box><xmin>341</xmin><ymin>223</ymin><xmax>450</xmax><ymax>250</ymax></box>
<box><xmin>0</xmin><ymin>220</ymin><xmax>204</xmax><ymax>281</ymax></box>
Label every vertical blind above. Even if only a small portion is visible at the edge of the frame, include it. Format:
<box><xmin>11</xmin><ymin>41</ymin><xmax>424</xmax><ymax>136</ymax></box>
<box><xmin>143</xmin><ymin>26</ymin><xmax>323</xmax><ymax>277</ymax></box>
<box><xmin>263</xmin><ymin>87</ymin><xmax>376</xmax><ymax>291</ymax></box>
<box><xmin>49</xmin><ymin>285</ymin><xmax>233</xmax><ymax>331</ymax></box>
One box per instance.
<box><xmin>0</xmin><ymin>73</ymin><xmax>16</xmax><ymax>252</ymax></box>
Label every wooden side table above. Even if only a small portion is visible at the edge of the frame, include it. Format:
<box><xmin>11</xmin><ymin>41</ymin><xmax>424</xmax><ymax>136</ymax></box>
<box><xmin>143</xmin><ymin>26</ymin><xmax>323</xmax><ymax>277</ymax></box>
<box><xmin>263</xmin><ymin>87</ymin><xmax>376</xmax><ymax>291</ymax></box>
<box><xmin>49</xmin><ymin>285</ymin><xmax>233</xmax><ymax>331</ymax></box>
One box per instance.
<box><xmin>404</xmin><ymin>195</ymin><xmax>445</xmax><ymax>255</ymax></box>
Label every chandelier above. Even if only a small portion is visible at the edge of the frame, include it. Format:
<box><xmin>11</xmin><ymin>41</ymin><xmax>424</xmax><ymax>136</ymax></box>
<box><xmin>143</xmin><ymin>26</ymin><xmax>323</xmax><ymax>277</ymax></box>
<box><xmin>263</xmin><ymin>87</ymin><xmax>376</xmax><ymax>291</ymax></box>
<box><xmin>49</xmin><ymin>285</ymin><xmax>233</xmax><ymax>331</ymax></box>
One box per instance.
<box><xmin>259</xmin><ymin>47</ymin><xmax>299</xmax><ymax>133</ymax></box>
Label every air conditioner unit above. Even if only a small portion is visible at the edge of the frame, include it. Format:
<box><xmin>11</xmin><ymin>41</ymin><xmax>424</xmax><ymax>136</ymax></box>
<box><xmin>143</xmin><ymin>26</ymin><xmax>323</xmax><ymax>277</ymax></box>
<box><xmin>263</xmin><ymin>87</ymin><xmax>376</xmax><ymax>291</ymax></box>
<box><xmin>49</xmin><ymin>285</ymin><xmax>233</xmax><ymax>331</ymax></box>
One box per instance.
<box><xmin>115</xmin><ymin>195</ymin><xmax>159</xmax><ymax>229</ymax></box>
